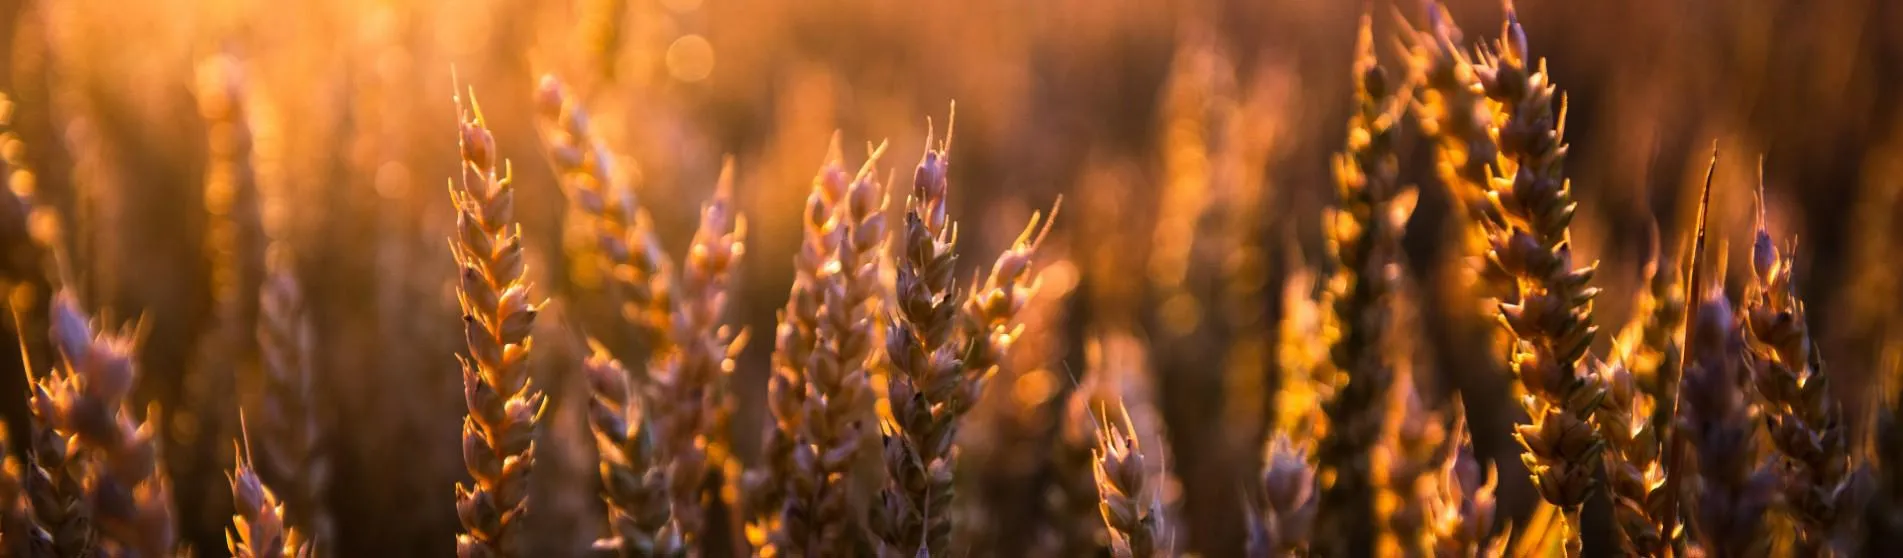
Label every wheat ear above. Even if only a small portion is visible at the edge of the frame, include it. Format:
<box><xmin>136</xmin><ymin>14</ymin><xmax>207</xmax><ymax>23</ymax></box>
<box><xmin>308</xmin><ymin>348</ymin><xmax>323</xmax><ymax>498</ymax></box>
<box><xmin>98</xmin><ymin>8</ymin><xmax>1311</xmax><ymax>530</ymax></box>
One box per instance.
<box><xmin>1092</xmin><ymin>402</ymin><xmax>1163</xmax><ymax>558</ymax></box>
<box><xmin>253</xmin><ymin>263</ymin><xmax>331</xmax><ymax>546</ymax></box>
<box><xmin>1465</xmin><ymin>11</ymin><xmax>1607</xmax><ymax>554</ymax></box>
<box><xmin>1679</xmin><ymin>288</ymin><xmax>1773</xmax><ymax>556</ymax></box>
<box><xmin>874</xmin><ymin>117</ymin><xmax>969</xmax><ymax>555</ymax></box>
<box><xmin>531</xmin><ymin>76</ymin><xmax>675</xmax><ymax>349</ymax></box>
<box><xmin>1426</xmin><ymin>404</ymin><xmax>1504</xmax><ymax>557</ymax></box>
<box><xmin>645</xmin><ymin>161</ymin><xmax>746</xmax><ymax>547</ymax></box>
<box><xmin>1743</xmin><ymin>181</ymin><xmax>1859</xmax><ymax>553</ymax></box>
<box><xmin>31</xmin><ymin>293</ymin><xmax>174</xmax><ymax>557</ymax></box>
<box><xmin>583</xmin><ymin>342</ymin><xmax>683</xmax><ymax>556</ymax></box>
<box><xmin>1246</xmin><ymin>434</ymin><xmax>1317</xmax><ymax>557</ymax></box>
<box><xmin>448</xmin><ymin>90</ymin><xmax>546</xmax><ymax>558</ymax></box>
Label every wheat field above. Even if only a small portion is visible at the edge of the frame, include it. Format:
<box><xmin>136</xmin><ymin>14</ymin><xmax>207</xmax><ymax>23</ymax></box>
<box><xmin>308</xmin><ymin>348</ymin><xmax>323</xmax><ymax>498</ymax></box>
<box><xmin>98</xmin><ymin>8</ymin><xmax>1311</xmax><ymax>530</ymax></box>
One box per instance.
<box><xmin>0</xmin><ymin>0</ymin><xmax>1898</xmax><ymax>556</ymax></box>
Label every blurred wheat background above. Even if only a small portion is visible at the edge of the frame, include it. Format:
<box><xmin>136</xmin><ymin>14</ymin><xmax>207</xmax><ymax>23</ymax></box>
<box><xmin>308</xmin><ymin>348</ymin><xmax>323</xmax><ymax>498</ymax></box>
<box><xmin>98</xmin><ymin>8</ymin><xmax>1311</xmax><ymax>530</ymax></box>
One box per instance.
<box><xmin>0</xmin><ymin>0</ymin><xmax>1899</xmax><ymax>555</ymax></box>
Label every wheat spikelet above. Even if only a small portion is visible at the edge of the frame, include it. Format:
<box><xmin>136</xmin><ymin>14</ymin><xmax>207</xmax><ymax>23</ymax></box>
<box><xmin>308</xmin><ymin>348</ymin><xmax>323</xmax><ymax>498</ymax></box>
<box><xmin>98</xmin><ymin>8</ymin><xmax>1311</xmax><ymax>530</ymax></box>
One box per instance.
<box><xmin>583</xmin><ymin>342</ymin><xmax>684</xmax><ymax>556</ymax></box>
<box><xmin>1679</xmin><ymin>291</ymin><xmax>1773</xmax><ymax>556</ymax></box>
<box><xmin>531</xmin><ymin>76</ymin><xmax>674</xmax><ymax>349</ymax></box>
<box><xmin>1743</xmin><ymin>185</ymin><xmax>1859</xmax><ymax>553</ymax></box>
<box><xmin>31</xmin><ymin>293</ymin><xmax>174</xmax><ymax>557</ymax></box>
<box><xmin>960</xmin><ymin>205</ymin><xmax>1057</xmax><ymax>409</ymax></box>
<box><xmin>252</xmin><ymin>262</ymin><xmax>330</xmax><ymax>546</ymax></box>
<box><xmin>643</xmin><ymin>161</ymin><xmax>745</xmax><ymax>548</ymax></box>
<box><xmin>874</xmin><ymin>118</ymin><xmax>969</xmax><ymax>555</ymax></box>
<box><xmin>226</xmin><ymin>427</ymin><xmax>312</xmax><ymax>558</ymax></box>
<box><xmin>448</xmin><ymin>90</ymin><xmax>546</xmax><ymax>558</ymax></box>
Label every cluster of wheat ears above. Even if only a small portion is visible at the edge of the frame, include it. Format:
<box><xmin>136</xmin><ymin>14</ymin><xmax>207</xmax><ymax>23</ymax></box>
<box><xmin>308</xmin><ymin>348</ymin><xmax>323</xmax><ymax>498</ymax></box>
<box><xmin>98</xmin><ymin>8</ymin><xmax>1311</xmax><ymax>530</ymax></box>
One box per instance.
<box><xmin>0</xmin><ymin>2</ymin><xmax>1893</xmax><ymax>557</ymax></box>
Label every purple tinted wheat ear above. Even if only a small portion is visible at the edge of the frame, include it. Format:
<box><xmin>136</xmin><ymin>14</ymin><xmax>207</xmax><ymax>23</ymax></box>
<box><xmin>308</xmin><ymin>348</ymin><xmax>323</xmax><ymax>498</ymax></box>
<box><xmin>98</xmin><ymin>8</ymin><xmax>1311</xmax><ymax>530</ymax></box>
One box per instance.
<box><xmin>1743</xmin><ymin>188</ymin><xmax>1859</xmax><ymax>553</ymax></box>
<box><xmin>226</xmin><ymin>429</ymin><xmax>313</xmax><ymax>558</ymax></box>
<box><xmin>1092</xmin><ymin>404</ymin><xmax>1162</xmax><ymax>558</ymax></box>
<box><xmin>874</xmin><ymin>119</ymin><xmax>969</xmax><ymax>555</ymax></box>
<box><xmin>1679</xmin><ymin>292</ymin><xmax>1773</xmax><ymax>556</ymax></box>
<box><xmin>448</xmin><ymin>91</ymin><xmax>546</xmax><ymax>558</ymax></box>
<box><xmin>532</xmin><ymin>76</ymin><xmax>675</xmax><ymax>347</ymax></box>
<box><xmin>16</xmin><ymin>317</ymin><xmax>93</xmax><ymax>557</ymax></box>
<box><xmin>32</xmin><ymin>293</ymin><xmax>174</xmax><ymax>557</ymax></box>
<box><xmin>583</xmin><ymin>343</ymin><xmax>684</xmax><ymax>556</ymax></box>
<box><xmin>1464</xmin><ymin>11</ymin><xmax>1606</xmax><ymax>554</ymax></box>
<box><xmin>645</xmin><ymin>161</ymin><xmax>746</xmax><ymax>547</ymax></box>
<box><xmin>1246</xmin><ymin>434</ymin><xmax>1317</xmax><ymax>557</ymax></box>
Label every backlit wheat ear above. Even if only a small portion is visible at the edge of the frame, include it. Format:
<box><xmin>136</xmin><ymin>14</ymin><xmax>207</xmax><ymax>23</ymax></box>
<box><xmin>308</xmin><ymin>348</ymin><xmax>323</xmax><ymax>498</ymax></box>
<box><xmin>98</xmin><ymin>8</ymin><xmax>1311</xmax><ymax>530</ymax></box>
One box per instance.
<box><xmin>13</xmin><ymin>299</ymin><xmax>93</xmax><ymax>557</ymax></box>
<box><xmin>1092</xmin><ymin>403</ymin><xmax>1162</xmax><ymax>558</ymax></box>
<box><xmin>447</xmin><ymin>89</ymin><xmax>547</xmax><ymax>558</ymax></box>
<box><xmin>32</xmin><ymin>293</ymin><xmax>175</xmax><ymax>557</ymax></box>
<box><xmin>754</xmin><ymin>140</ymin><xmax>886</xmax><ymax>556</ymax></box>
<box><xmin>1425</xmin><ymin>405</ymin><xmax>1504</xmax><ymax>557</ymax></box>
<box><xmin>532</xmin><ymin>75</ymin><xmax>676</xmax><ymax>350</ymax></box>
<box><xmin>583</xmin><ymin>342</ymin><xmax>684</xmax><ymax>556</ymax></box>
<box><xmin>1460</xmin><ymin>11</ymin><xmax>1606</xmax><ymax>554</ymax></box>
<box><xmin>645</xmin><ymin>160</ymin><xmax>746</xmax><ymax>547</ymax></box>
<box><xmin>1247</xmin><ymin>434</ymin><xmax>1317</xmax><ymax>557</ymax></box>
<box><xmin>1743</xmin><ymin>177</ymin><xmax>1861</xmax><ymax>553</ymax></box>
<box><xmin>875</xmin><ymin>116</ymin><xmax>970</xmax><ymax>555</ymax></box>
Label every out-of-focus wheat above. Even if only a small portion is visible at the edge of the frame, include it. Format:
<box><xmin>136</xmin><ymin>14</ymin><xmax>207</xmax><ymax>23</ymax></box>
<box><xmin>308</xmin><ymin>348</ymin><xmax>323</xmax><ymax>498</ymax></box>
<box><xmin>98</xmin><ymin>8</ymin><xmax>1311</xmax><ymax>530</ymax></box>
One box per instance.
<box><xmin>1424</xmin><ymin>405</ymin><xmax>1503</xmax><ymax>557</ymax></box>
<box><xmin>1679</xmin><ymin>290</ymin><xmax>1773</xmax><ymax>556</ymax></box>
<box><xmin>31</xmin><ymin>293</ymin><xmax>175</xmax><ymax>557</ymax></box>
<box><xmin>1744</xmin><ymin>189</ymin><xmax>1860</xmax><ymax>553</ymax></box>
<box><xmin>252</xmin><ymin>264</ymin><xmax>330</xmax><ymax>546</ymax></box>
<box><xmin>0</xmin><ymin>424</ymin><xmax>51</xmax><ymax>556</ymax></box>
<box><xmin>447</xmin><ymin>91</ymin><xmax>546</xmax><ymax>558</ymax></box>
<box><xmin>583</xmin><ymin>342</ymin><xmax>684</xmax><ymax>556</ymax></box>
<box><xmin>1246</xmin><ymin>434</ymin><xmax>1317</xmax><ymax>556</ymax></box>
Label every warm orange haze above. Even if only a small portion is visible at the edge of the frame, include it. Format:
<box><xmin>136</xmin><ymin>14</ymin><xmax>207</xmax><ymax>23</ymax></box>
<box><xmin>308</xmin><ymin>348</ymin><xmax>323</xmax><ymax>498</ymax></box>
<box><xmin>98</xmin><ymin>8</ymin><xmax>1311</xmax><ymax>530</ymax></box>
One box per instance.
<box><xmin>0</xmin><ymin>0</ymin><xmax>1897</xmax><ymax>556</ymax></box>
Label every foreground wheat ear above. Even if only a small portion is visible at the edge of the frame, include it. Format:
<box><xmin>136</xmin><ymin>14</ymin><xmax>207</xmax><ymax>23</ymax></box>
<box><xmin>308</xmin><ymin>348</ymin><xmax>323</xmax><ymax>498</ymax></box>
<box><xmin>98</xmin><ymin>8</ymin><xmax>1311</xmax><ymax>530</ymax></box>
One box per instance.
<box><xmin>30</xmin><ymin>293</ymin><xmax>175</xmax><ymax>557</ymax></box>
<box><xmin>226</xmin><ymin>421</ymin><xmax>313</xmax><ymax>558</ymax></box>
<box><xmin>1092</xmin><ymin>403</ymin><xmax>1163</xmax><ymax>558</ymax></box>
<box><xmin>874</xmin><ymin>116</ymin><xmax>971</xmax><ymax>555</ymax></box>
<box><xmin>1462</xmin><ymin>10</ymin><xmax>1605</xmax><ymax>555</ymax></box>
<box><xmin>1744</xmin><ymin>185</ymin><xmax>1861</xmax><ymax>553</ymax></box>
<box><xmin>447</xmin><ymin>89</ymin><xmax>547</xmax><ymax>558</ymax></box>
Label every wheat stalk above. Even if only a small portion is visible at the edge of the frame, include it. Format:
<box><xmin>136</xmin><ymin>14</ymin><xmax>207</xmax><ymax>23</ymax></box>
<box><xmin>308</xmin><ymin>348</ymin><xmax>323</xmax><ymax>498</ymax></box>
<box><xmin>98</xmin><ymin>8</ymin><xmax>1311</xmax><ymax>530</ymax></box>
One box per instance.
<box><xmin>583</xmin><ymin>342</ymin><xmax>684</xmax><ymax>556</ymax></box>
<box><xmin>643</xmin><ymin>161</ymin><xmax>746</xmax><ymax>548</ymax></box>
<box><xmin>31</xmin><ymin>293</ymin><xmax>174</xmax><ymax>557</ymax></box>
<box><xmin>448</xmin><ymin>90</ymin><xmax>546</xmax><ymax>558</ymax></box>
<box><xmin>1743</xmin><ymin>184</ymin><xmax>1860</xmax><ymax>553</ymax></box>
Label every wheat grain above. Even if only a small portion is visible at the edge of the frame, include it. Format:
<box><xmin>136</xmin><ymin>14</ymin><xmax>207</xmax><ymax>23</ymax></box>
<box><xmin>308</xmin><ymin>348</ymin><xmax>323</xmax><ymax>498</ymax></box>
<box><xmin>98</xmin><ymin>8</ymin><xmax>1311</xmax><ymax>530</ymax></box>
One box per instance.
<box><xmin>448</xmin><ymin>90</ymin><xmax>546</xmax><ymax>558</ymax></box>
